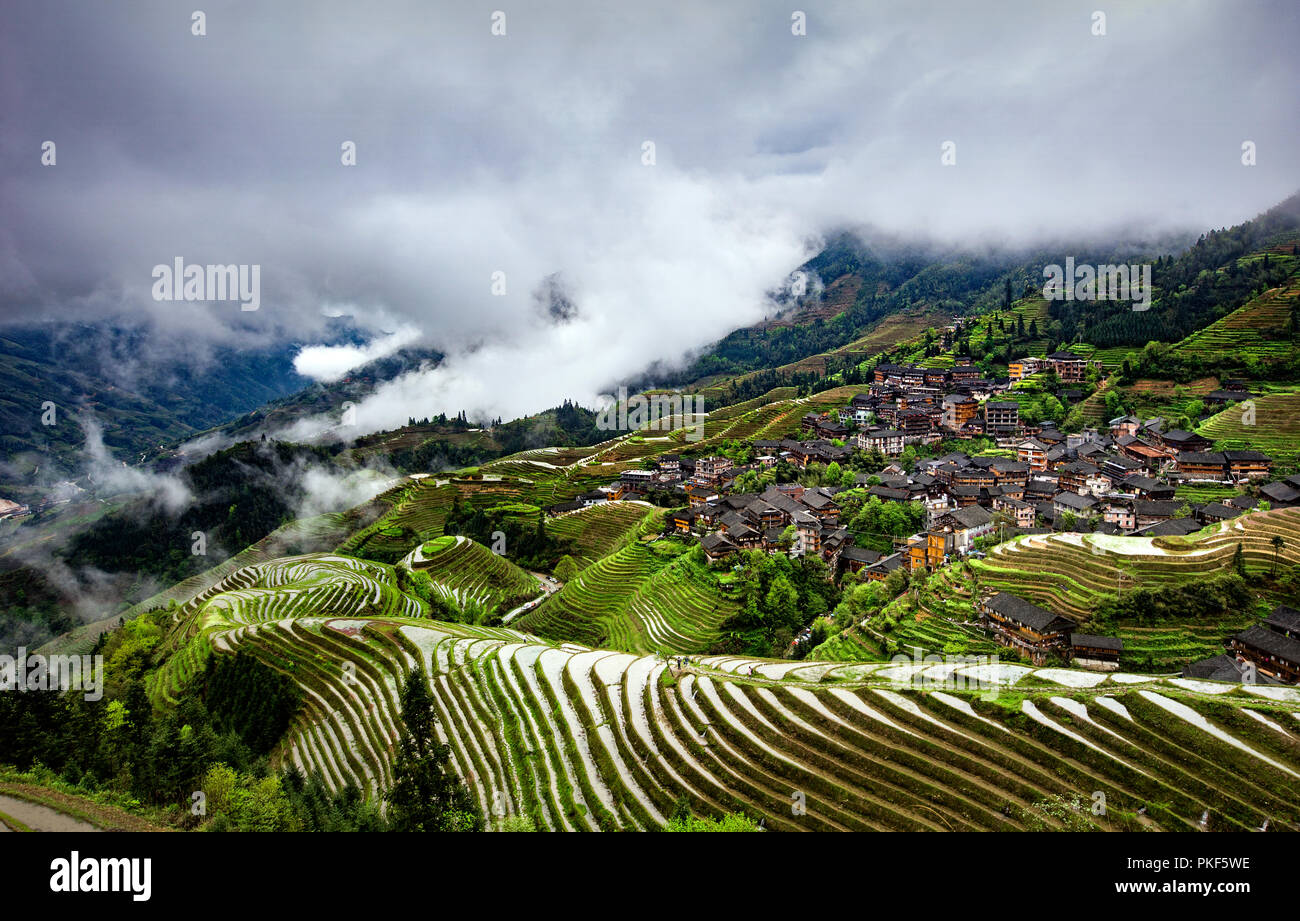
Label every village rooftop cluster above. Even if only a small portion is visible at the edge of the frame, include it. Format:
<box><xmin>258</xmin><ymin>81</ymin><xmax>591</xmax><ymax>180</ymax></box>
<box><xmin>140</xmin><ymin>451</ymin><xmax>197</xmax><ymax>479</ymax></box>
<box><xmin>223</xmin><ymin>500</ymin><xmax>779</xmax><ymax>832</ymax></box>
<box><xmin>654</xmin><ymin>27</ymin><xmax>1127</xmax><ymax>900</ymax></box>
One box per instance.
<box><xmin>544</xmin><ymin>351</ymin><xmax>1299</xmax><ymax>682</ymax></box>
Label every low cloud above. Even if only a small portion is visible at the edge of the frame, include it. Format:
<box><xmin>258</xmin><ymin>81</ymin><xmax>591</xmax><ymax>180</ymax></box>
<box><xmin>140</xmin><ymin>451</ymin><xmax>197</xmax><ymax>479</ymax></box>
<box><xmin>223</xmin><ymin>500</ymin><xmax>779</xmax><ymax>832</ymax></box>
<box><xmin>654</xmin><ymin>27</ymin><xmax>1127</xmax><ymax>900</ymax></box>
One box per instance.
<box><xmin>81</xmin><ymin>416</ymin><xmax>192</xmax><ymax>512</ymax></box>
<box><xmin>292</xmin><ymin>464</ymin><xmax>399</xmax><ymax>520</ymax></box>
<box><xmin>293</xmin><ymin>326</ymin><xmax>422</xmax><ymax>382</ymax></box>
<box><xmin>2</xmin><ymin>0</ymin><xmax>1297</xmax><ymax>434</ymax></box>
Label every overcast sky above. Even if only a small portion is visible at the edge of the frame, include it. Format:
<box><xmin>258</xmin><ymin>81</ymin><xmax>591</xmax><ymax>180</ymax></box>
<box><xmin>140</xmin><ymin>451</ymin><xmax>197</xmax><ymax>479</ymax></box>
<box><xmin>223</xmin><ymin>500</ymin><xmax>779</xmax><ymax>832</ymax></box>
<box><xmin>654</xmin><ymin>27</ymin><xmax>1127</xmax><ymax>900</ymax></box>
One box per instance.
<box><xmin>2</xmin><ymin>0</ymin><xmax>1297</xmax><ymax>431</ymax></box>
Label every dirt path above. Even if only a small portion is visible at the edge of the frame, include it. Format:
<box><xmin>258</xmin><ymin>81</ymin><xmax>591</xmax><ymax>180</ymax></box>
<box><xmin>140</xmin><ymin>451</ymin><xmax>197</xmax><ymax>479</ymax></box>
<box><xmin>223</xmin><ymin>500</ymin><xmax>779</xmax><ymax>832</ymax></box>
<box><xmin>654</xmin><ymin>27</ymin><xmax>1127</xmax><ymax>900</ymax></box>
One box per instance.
<box><xmin>0</xmin><ymin>783</ymin><xmax>171</xmax><ymax>831</ymax></box>
<box><xmin>0</xmin><ymin>794</ymin><xmax>100</xmax><ymax>832</ymax></box>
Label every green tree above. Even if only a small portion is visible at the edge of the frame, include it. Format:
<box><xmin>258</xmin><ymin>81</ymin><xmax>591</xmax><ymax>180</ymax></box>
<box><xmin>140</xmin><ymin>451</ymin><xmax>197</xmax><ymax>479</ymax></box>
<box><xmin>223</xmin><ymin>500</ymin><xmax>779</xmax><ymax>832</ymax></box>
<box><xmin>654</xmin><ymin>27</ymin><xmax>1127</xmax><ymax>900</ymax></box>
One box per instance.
<box><xmin>765</xmin><ymin>574</ymin><xmax>799</xmax><ymax>624</ymax></box>
<box><xmin>386</xmin><ymin>668</ymin><xmax>481</xmax><ymax>832</ymax></box>
<box><xmin>553</xmin><ymin>554</ymin><xmax>581</xmax><ymax>582</ymax></box>
<box><xmin>665</xmin><ymin>811</ymin><xmax>764</xmax><ymax>832</ymax></box>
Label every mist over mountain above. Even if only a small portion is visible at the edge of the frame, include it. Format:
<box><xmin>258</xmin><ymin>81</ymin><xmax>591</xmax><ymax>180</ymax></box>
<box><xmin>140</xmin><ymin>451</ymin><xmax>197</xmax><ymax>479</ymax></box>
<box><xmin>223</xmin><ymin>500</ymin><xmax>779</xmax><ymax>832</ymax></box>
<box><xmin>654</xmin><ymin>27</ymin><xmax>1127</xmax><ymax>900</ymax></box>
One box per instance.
<box><xmin>3</xmin><ymin>0</ymin><xmax>1298</xmax><ymax>437</ymax></box>
<box><xmin>5</xmin><ymin>2</ymin><xmax>1300</xmax><ymax>853</ymax></box>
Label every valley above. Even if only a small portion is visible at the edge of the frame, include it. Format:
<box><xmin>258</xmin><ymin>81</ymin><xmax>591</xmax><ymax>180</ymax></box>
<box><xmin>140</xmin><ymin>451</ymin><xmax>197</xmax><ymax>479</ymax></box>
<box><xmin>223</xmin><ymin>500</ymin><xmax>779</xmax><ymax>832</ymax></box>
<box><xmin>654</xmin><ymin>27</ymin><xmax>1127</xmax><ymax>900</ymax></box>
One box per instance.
<box><xmin>6</xmin><ymin>195</ymin><xmax>1300</xmax><ymax>836</ymax></box>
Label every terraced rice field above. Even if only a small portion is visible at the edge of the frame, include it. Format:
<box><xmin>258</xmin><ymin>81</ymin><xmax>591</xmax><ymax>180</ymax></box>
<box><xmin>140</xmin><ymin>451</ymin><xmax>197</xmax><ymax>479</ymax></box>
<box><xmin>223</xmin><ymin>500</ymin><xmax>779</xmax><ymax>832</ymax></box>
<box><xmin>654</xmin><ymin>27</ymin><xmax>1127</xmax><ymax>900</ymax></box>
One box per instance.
<box><xmin>813</xmin><ymin>566</ymin><xmax>996</xmax><ymax>663</ymax></box>
<box><xmin>972</xmin><ymin>509</ymin><xmax>1300</xmax><ymax>667</ymax></box>
<box><xmin>335</xmin><ymin>470</ymin><xmax>616</xmax><ymax>565</ymax></box>
<box><xmin>1174</xmin><ymin>483</ymin><xmax>1244</xmax><ymax>504</ymax></box>
<box><xmin>169</xmin><ymin>564</ymin><xmax>1300</xmax><ymax>832</ymax></box>
<box><xmin>976</xmin><ymin>509</ymin><xmax>1300</xmax><ymax>617</ymax></box>
<box><xmin>149</xmin><ymin>554</ymin><xmax>427</xmax><ymax>706</ymax></box>
<box><xmin>1198</xmin><ymin>390</ymin><xmax>1300</xmax><ymax>465</ymax></box>
<box><xmin>1176</xmin><ymin>281</ymin><xmax>1299</xmax><ymax>361</ymax></box>
<box><xmin>516</xmin><ymin>543</ymin><xmax>738</xmax><ymax>654</ymax></box>
<box><xmin>702</xmin><ymin>387</ymin><xmax>799</xmax><ymax>422</ymax></box>
<box><xmin>810</xmin><ymin>627</ymin><xmax>887</xmax><ymax>661</ymax></box>
<box><xmin>752</xmin><ymin>402</ymin><xmax>810</xmax><ymax>440</ymax></box>
<box><xmin>337</xmin><ymin>479</ymin><xmax>458</xmax><ymax>563</ymax></box>
<box><xmin>1116</xmin><ymin>622</ymin><xmax>1259</xmax><ymax>673</ymax></box>
<box><xmin>1087</xmin><ymin>346</ymin><xmax>1137</xmax><ymax>370</ymax></box>
<box><xmin>546</xmin><ymin>502</ymin><xmax>663</xmax><ymax>570</ymax></box>
<box><xmin>37</xmin><ymin>510</ymin><xmax>374</xmax><ymax>657</ymax></box>
<box><xmin>403</xmin><ymin>536</ymin><xmax>540</xmax><ymax>616</ymax></box>
<box><xmin>891</xmin><ymin>611</ymin><xmax>1000</xmax><ymax>660</ymax></box>
<box><xmin>1074</xmin><ymin>381</ymin><xmax>1113</xmax><ymax>426</ymax></box>
<box><xmin>1121</xmin><ymin>377</ymin><xmax>1221</xmax><ymax>422</ymax></box>
<box><xmin>834</xmin><ymin>307</ymin><xmax>956</xmax><ymax>365</ymax></box>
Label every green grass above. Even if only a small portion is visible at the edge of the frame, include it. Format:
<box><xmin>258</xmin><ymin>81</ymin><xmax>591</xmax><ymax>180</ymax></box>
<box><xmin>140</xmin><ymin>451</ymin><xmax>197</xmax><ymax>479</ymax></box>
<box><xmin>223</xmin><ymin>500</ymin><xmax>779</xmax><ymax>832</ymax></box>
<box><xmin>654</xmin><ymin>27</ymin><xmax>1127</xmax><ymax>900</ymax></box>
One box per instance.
<box><xmin>968</xmin><ymin>509</ymin><xmax>1300</xmax><ymax>669</ymax></box>
<box><xmin>1175</xmin><ymin>280</ymin><xmax>1299</xmax><ymax>362</ymax></box>
<box><xmin>516</xmin><ymin>542</ymin><xmax>738</xmax><ymax>653</ymax></box>
<box><xmin>545</xmin><ymin>503</ymin><xmax>663</xmax><ymax>571</ymax></box>
<box><xmin>410</xmin><ymin>535</ymin><xmax>541</xmax><ymax>617</ymax></box>
<box><xmin>1198</xmin><ymin>389</ymin><xmax>1300</xmax><ymax>465</ymax></box>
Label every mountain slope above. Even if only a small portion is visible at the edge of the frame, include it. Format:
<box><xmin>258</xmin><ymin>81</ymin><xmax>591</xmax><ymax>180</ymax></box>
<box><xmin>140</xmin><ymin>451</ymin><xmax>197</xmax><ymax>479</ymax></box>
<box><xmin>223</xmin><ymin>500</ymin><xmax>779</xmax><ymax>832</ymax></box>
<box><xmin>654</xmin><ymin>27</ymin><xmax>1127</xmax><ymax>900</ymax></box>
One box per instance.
<box><xmin>0</xmin><ymin>324</ymin><xmax>310</xmax><ymax>494</ymax></box>
<box><xmin>138</xmin><ymin>552</ymin><xmax>1300</xmax><ymax>831</ymax></box>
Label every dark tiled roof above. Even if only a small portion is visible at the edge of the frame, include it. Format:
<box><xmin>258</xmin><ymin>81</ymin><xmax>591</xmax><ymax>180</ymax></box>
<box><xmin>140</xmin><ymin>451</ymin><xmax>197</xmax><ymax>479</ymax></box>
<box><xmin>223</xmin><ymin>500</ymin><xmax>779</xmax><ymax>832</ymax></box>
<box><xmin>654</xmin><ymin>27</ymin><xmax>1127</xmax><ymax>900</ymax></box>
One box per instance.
<box><xmin>1233</xmin><ymin>624</ymin><xmax>1300</xmax><ymax>668</ymax></box>
<box><xmin>869</xmin><ymin>552</ymin><xmax>907</xmax><ymax>573</ymax></box>
<box><xmin>1134</xmin><ymin>500</ymin><xmax>1184</xmax><ymax>517</ymax></box>
<box><xmin>1177</xmin><ymin>451</ymin><xmax>1226</xmax><ymax>465</ymax></box>
<box><xmin>1180</xmin><ymin>654</ymin><xmax>1278</xmax><ymax>684</ymax></box>
<box><xmin>945</xmin><ymin>505</ymin><xmax>993</xmax><ymax>528</ymax></box>
<box><xmin>983</xmin><ymin>593</ymin><xmax>1070</xmax><ymax>632</ymax></box>
<box><xmin>1265</xmin><ymin>605</ymin><xmax>1300</xmax><ymax>635</ymax></box>
<box><xmin>1070</xmin><ymin>633</ymin><xmax>1123</xmax><ymax>652</ymax></box>
<box><xmin>1061</xmin><ymin>460</ymin><xmax>1101</xmax><ymax>474</ymax></box>
<box><xmin>1260</xmin><ymin>481</ymin><xmax>1300</xmax><ymax>503</ymax></box>
<box><xmin>1133</xmin><ymin>518</ymin><xmax>1202</xmax><ymax>536</ymax></box>
<box><xmin>801</xmin><ymin>489</ymin><xmax>837</xmax><ymax>510</ymax></box>
<box><xmin>1053</xmin><ymin>492</ymin><xmax>1098</xmax><ymax>510</ymax></box>
<box><xmin>699</xmin><ymin>532</ymin><xmax>737</xmax><ymax>553</ymax></box>
<box><xmin>841</xmin><ymin>546</ymin><xmax>882</xmax><ymax>564</ymax></box>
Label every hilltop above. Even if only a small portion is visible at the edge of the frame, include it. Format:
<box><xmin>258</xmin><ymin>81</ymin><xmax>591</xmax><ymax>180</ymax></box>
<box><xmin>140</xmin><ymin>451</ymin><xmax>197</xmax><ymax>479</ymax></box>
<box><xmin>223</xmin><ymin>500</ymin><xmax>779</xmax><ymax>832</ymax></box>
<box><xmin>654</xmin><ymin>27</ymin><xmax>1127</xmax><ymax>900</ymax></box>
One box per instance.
<box><xmin>10</xmin><ymin>191</ymin><xmax>1300</xmax><ymax>835</ymax></box>
<box><xmin>58</xmin><ymin>549</ymin><xmax>1300</xmax><ymax>832</ymax></box>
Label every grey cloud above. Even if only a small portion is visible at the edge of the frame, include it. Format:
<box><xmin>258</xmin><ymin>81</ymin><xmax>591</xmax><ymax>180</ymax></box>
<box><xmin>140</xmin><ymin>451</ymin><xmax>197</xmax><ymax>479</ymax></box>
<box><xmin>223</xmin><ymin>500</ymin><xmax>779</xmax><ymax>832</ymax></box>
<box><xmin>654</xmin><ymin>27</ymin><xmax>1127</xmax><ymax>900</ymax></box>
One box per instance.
<box><xmin>1</xmin><ymin>0</ymin><xmax>1296</xmax><ymax>429</ymax></box>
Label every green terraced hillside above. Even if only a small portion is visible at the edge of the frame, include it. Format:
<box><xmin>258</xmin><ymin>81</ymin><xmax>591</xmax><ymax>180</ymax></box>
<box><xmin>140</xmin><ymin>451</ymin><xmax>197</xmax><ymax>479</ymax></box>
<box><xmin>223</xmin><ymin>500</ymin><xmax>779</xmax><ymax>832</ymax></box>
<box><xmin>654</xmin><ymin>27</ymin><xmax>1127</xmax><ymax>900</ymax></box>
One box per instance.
<box><xmin>514</xmin><ymin>542</ymin><xmax>739</xmax><ymax>654</ymax></box>
<box><xmin>149</xmin><ymin>554</ymin><xmax>427</xmax><ymax>706</ymax></box>
<box><xmin>1175</xmin><ymin>278</ymin><xmax>1299</xmax><ymax>362</ymax></box>
<box><xmin>403</xmin><ymin>535</ymin><xmax>541</xmax><ymax>617</ymax></box>
<box><xmin>1197</xmin><ymin>390</ymin><xmax>1300</xmax><ymax>465</ymax></box>
<box><xmin>974</xmin><ymin>509</ymin><xmax>1300</xmax><ymax>618</ymax></box>
<box><xmin>151</xmin><ymin>556</ymin><xmax>1300</xmax><ymax>832</ymax></box>
<box><xmin>545</xmin><ymin>502</ymin><xmax>663</xmax><ymax>570</ymax></box>
<box><xmin>970</xmin><ymin>508</ymin><xmax>1300</xmax><ymax>668</ymax></box>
